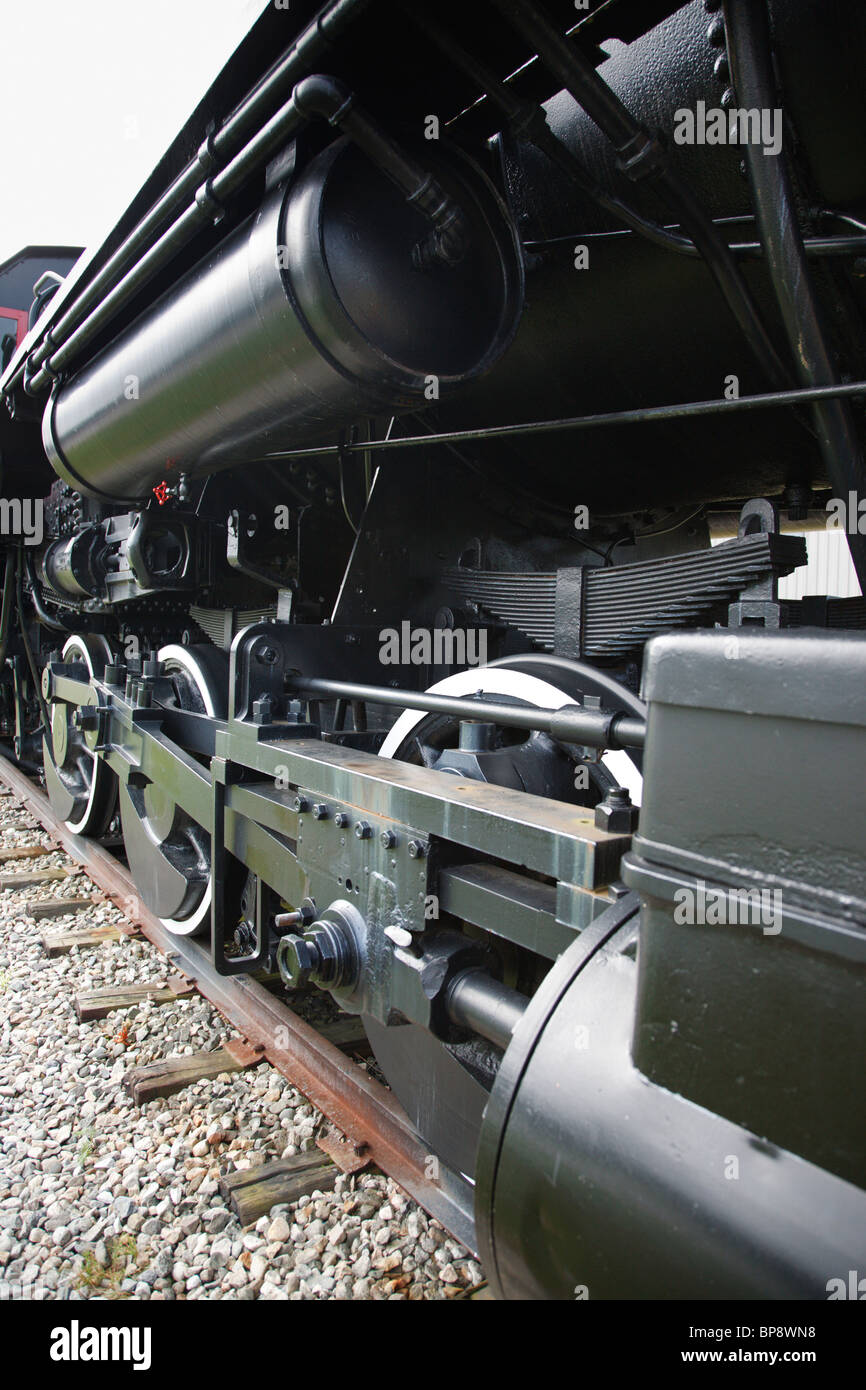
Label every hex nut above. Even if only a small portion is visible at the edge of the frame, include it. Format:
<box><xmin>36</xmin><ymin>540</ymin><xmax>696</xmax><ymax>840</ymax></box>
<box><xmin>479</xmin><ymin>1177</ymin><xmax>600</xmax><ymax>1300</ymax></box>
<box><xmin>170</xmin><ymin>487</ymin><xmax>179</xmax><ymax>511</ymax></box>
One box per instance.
<box><xmin>594</xmin><ymin>787</ymin><xmax>639</xmax><ymax>834</ymax></box>
<box><xmin>277</xmin><ymin>934</ymin><xmax>318</xmax><ymax>988</ymax></box>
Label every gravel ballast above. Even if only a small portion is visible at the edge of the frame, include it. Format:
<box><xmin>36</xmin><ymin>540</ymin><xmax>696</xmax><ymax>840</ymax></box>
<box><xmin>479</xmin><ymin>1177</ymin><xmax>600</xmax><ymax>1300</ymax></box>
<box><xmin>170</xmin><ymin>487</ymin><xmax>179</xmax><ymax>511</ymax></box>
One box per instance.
<box><xmin>0</xmin><ymin>798</ymin><xmax>484</xmax><ymax>1300</ymax></box>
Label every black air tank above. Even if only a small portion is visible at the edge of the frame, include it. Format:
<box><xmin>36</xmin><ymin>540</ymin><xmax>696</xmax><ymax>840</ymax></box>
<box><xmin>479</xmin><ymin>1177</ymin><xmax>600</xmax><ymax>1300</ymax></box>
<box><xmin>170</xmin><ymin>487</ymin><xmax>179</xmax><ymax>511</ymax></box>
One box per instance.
<box><xmin>44</xmin><ymin>138</ymin><xmax>523</xmax><ymax>502</ymax></box>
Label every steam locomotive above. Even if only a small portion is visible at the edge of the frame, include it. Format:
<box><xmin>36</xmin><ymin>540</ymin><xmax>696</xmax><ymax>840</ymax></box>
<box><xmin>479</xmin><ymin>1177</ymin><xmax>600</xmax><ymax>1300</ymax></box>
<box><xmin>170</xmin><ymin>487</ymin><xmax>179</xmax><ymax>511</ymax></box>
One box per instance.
<box><xmin>1</xmin><ymin>0</ymin><xmax>865</xmax><ymax>1299</ymax></box>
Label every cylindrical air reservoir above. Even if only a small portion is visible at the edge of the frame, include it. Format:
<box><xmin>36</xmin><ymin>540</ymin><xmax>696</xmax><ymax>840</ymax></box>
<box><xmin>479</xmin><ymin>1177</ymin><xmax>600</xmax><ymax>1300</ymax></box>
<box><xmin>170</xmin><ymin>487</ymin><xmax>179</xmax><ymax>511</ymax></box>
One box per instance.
<box><xmin>43</xmin><ymin>137</ymin><xmax>523</xmax><ymax>501</ymax></box>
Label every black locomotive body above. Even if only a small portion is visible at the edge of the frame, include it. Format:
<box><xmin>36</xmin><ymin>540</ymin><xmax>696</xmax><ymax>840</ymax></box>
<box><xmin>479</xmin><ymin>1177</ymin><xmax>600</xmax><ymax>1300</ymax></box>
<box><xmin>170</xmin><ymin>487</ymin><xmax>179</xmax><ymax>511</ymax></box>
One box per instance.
<box><xmin>1</xmin><ymin>0</ymin><xmax>865</xmax><ymax>1299</ymax></box>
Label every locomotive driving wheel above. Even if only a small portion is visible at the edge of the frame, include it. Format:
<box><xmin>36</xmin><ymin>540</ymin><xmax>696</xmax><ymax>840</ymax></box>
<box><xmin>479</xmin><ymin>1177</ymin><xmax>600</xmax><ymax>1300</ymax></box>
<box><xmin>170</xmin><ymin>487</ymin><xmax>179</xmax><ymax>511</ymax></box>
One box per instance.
<box><xmin>367</xmin><ymin>657</ymin><xmax>644</xmax><ymax>1179</ymax></box>
<box><xmin>43</xmin><ymin>633</ymin><xmax>118</xmax><ymax>837</ymax></box>
<box><xmin>119</xmin><ymin>644</ymin><xmax>227</xmax><ymax>936</ymax></box>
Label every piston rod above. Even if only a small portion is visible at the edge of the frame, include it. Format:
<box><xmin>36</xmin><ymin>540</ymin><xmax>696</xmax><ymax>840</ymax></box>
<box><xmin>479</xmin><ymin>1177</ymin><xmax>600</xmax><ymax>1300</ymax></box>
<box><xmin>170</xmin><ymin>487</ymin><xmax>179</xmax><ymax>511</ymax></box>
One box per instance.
<box><xmin>446</xmin><ymin>969</ymin><xmax>528</xmax><ymax>1050</ymax></box>
<box><xmin>285</xmin><ymin>675</ymin><xmax>647</xmax><ymax>750</ymax></box>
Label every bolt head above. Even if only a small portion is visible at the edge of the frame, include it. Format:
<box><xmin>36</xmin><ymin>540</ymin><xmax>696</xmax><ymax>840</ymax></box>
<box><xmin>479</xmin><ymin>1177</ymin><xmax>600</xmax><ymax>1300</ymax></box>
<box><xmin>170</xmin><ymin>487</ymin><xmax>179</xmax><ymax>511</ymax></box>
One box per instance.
<box><xmin>379</xmin><ymin>828</ymin><xmax>396</xmax><ymax>848</ymax></box>
<box><xmin>407</xmin><ymin>839</ymin><xmax>426</xmax><ymax>859</ymax></box>
<box><xmin>252</xmin><ymin>694</ymin><xmax>274</xmax><ymax>725</ymax></box>
<box><xmin>594</xmin><ymin>790</ymin><xmax>639</xmax><ymax>835</ymax></box>
<box><xmin>277</xmin><ymin>934</ymin><xmax>317</xmax><ymax>988</ymax></box>
<box><xmin>293</xmin><ymin>795</ymin><xmax>309</xmax><ymax>814</ymax></box>
<box><xmin>334</xmin><ymin>811</ymin><xmax>349</xmax><ymax>828</ymax></box>
<box><xmin>355</xmin><ymin>821</ymin><xmax>371</xmax><ymax>840</ymax></box>
<box><xmin>312</xmin><ymin>803</ymin><xmax>329</xmax><ymax>820</ymax></box>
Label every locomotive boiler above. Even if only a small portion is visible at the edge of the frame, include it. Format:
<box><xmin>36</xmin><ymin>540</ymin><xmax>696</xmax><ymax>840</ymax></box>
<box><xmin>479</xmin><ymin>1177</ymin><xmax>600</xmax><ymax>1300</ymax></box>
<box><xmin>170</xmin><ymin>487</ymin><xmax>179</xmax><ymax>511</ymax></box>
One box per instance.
<box><xmin>1</xmin><ymin>0</ymin><xmax>865</xmax><ymax>1298</ymax></box>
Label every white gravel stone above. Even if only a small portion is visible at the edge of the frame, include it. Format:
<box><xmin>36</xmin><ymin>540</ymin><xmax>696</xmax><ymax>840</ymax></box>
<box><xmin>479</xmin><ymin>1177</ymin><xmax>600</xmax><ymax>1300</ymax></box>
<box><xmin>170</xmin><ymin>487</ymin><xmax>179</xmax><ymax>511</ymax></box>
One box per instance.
<box><xmin>266</xmin><ymin>1216</ymin><xmax>291</xmax><ymax>1244</ymax></box>
<box><xmin>0</xmin><ymin>799</ymin><xmax>482</xmax><ymax>1300</ymax></box>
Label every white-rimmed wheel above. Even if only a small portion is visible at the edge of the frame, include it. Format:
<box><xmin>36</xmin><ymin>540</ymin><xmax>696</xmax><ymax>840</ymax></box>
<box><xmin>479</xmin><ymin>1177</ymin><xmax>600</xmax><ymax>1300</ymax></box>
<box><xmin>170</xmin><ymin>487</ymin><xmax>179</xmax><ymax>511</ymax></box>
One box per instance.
<box><xmin>379</xmin><ymin>658</ymin><xmax>643</xmax><ymax>804</ymax></box>
<box><xmin>366</xmin><ymin>656</ymin><xmax>644</xmax><ymax>1178</ymax></box>
<box><xmin>119</xmin><ymin>644</ymin><xmax>227</xmax><ymax>937</ymax></box>
<box><xmin>43</xmin><ymin>633</ymin><xmax>118</xmax><ymax>837</ymax></box>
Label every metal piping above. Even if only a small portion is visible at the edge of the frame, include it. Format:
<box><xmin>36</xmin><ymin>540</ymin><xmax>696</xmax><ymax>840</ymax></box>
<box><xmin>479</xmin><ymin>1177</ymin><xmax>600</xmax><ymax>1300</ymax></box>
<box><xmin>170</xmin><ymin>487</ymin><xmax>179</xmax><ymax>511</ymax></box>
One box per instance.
<box><xmin>286</xmin><ymin>675</ymin><xmax>647</xmax><ymax>750</ymax></box>
<box><xmin>264</xmin><ymin>377</ymin><xmax>866</xmax><ymax>463</ymax></box>
<box><xmin>13</xmin><ymin>0</ymin><xmax>369</xmax><ymax>396</ymax></box>
<box><xmin>22</xmin><ymin>551</ymin><xmax>76</xmax><ymax>632</ymax></box>
<box><xmin>27</xmin><ymin>72</ymin><xmax>470</xmax><ymax>398</ymax></box>
<box><xmin>410</xmin><ymin>6</ymin><xmax>866</xmax><ymax>266</ymax></box>
<box><xmin>723</xmin><ymin>0</ymin><xmax>866</xmax><ymax>592</ymax></box>
<box><xmin>490</xmin><ymin>0</ymin><xmax>792</xmax><ymax>391</ymax></box>
<box><xmin>408</xmin><ymin>4</ymin><xmax>697</xmax><ymax>260</ymax></box>
<box><xmin>524</xmin><ymin>225</ymin><xmax>866</xmax><ymax>261</ymax></box>
<box><xmin>290</xmin><ymin>75</ymin><xmax>469</xmax><ymax>269</ymax></box>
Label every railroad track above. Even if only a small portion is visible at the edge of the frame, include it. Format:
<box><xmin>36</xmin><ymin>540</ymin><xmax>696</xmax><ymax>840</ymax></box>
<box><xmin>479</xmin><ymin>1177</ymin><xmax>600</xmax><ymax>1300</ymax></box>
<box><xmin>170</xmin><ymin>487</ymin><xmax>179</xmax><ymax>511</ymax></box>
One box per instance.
<box><xmin>0</xmin><ymin>752</ymin><xmax>486</xmax><ymax>1300</ymax></box>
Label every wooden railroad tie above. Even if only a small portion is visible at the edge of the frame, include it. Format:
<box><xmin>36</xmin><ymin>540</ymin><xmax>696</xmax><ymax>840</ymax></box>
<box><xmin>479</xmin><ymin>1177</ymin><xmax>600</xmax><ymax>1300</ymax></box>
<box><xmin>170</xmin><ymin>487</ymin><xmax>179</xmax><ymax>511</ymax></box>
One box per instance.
<box><xmin>0</xmin><ymin>864</ymin><xmax>79</xmax><ymax>891</ymax></box>
<box><xmin>219</xmin><ymin>1152</ymin><xmax>340</xmax><ymax>1226</ymax></box>
<box><xmin>41</xmin><ymin>922</ymin><xmax>125</xmax><ymax>955</ymax></box>
<box><xmin>123</xmin><ymin>1038</ymin><xmax>265</xmax><ymax>1105</ymax></box>
<box><xmin>0</xmin><ymin>844</ymin><xmax>53</xmax><ymax>863</ymax></box>
<box><xmin>26</xmin><ymin>894</ymin><xmax>103</xmax><ymax>920</ymax></box>
<box><xmin>74</xmin><ymin>975</ymin><xmax>196</xmax><ymax>1022</ymax></box>
<box><xmin>315</xmin><ymin>1016</ymin><xmax>373</xmax><ymax>1057</ymax></box>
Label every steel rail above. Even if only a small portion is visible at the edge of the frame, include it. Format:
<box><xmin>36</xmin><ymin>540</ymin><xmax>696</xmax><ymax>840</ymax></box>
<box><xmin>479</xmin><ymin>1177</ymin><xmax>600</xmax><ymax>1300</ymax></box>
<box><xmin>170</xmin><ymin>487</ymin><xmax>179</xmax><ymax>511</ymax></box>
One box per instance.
<box><xmin>0</xmin><ymin>751</ymin><xmax>477</xmax><ymax>1253</ymax></box>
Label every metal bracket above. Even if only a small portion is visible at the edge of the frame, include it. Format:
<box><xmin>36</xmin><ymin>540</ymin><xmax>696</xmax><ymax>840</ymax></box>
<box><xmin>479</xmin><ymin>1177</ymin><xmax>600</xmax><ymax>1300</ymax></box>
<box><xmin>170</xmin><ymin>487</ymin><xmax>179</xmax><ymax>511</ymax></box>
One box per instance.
<box><xmin>728</xmin><ymin>497</ymin><xmax>784</xmax><ymax>629</ymax></box>
<box><xmin>226</xmin><ymin>510</ymin><xmax>289</xmax><ymax>590</ymax></box>
<box><xmin>211</xmin><ymin>755</ymin><xmax>269</xmax><ymax>977</ymax></box>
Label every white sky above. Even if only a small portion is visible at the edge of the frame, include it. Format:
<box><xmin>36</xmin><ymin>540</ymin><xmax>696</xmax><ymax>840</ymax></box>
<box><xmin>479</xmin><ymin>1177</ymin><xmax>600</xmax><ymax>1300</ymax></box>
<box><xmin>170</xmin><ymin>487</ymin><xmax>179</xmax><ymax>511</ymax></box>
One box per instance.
<box><xmin>2</xmin><ymin>0</ymin><xmax>265</xmax><ymax>267</ymax></box>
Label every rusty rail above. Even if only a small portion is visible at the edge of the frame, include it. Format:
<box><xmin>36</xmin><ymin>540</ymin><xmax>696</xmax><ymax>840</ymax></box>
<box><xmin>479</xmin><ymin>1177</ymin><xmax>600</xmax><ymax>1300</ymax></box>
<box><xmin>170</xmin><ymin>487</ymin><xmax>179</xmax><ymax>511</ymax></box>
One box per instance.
<box><xmin>0</xmin><ymin>752</ymin><xmax>476</xmax><ymax>1252</ymax></box>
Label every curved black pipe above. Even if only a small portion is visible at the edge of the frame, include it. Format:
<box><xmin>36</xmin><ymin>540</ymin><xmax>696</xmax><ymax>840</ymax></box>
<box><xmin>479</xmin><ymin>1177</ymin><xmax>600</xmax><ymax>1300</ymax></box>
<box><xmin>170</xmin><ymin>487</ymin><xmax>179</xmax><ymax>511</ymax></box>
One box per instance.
<box><xmin>407</xmin><ymin>4</ymin><xmax>697</xmax><ymax>260</ymax></box>
<box><xmin>22</xmin><ymin>551</ymin><xmax>76</xmax><ymax>632</ymax></box>
<box><xmin>291</xmin><ymin>75</ymin><xmax>469</xmax><ymax>269</ymax></box>
<box><xmin>723</xmin><ymin>0</ymin><xmax>866</xmax><ymax>593</ymax></box>
<box><xmin>490</xmin><ymin>0</ymin><xmax>792</xmax><ymax>392</ymax></box>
